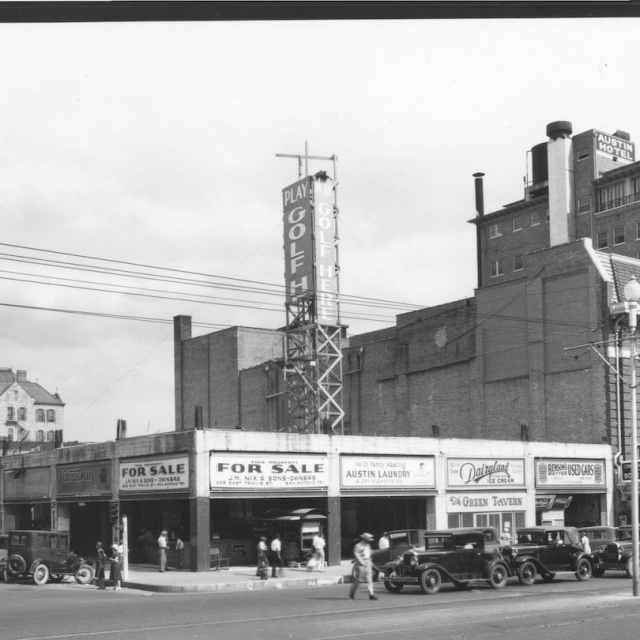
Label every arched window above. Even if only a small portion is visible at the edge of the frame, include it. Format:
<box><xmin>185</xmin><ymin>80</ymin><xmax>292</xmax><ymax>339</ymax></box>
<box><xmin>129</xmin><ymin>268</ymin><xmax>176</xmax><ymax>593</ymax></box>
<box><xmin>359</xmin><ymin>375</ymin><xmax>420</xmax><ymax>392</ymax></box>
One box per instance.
<box><xmin>36</xmin><ymin>409</ymin><xmax>45</xmax><ymax>422</ymax></box>
<box><xmin>47</xmin><ymin>430</ymin><xmax>55</xmax><ymax>442</ymax></box>
<box><xmin>7</xmin><ymin>428</ymin><xmax>14</xmax><ymax>441</ymax></box>
<box><xmin>7</xmin><ymin>407</ymin><xmax>14</xmax><ymax>421</ymax></box>
<box><xmin>18</xmin><ymin>407</ymin><xmax>26</xmax><ymax>421</ymax></box>
<box><xmin>47</xmin><ymin>409</ymin><xmax>55</xmax><ymax>423</ymax></box>
<box><xmin>36</xmin><ymin>430</ymin><xmax>44</xmax><ymax>442</ymax></box>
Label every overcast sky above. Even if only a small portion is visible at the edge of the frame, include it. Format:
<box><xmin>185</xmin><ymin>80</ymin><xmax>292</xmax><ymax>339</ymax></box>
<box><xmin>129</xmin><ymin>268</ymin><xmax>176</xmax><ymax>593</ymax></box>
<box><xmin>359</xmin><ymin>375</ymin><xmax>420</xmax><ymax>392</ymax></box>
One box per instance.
<box><xmin>1</xmin><ymin>17</ymin><xmax>639</xmax><ymax>442</ymax></box>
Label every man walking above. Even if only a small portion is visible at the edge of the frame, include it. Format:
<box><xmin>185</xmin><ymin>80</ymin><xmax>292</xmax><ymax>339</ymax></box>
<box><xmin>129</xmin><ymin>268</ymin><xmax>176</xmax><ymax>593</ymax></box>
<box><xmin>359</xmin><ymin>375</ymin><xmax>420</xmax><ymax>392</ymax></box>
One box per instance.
<box><xmin>349</xmin><ymin>532</ymin><xmax>377</xmax><ymax>600</ymax></box>
<box><xmin>158</xmin><ymin>530</ymin><xmax>169</xmax><ymax>572</ymax></box>
<box><xmin>270</xmin><ymin>534</ymin><xmax>283</xmax><ymax>578</ymax></box>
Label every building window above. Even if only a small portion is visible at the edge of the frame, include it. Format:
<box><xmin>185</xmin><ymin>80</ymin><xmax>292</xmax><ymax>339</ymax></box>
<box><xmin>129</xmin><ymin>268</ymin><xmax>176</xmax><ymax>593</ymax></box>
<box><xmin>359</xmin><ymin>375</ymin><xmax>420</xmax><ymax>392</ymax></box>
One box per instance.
<box><xmin>596</xmin><ymin>182</ymin><xmax>625</xmax><ymax>212</ymax></box>
<box><xmin>634</xmin><ymin>177</ymin><xmax>640</xmax><ymax>196</ymax></box>
<box><xmin>490</xmin><ymin>259</ymin><xmax>504</xmax><ymax>277</ymax></box>
<box><xmin>614</xmin><ymin>226</ymin><xmax>625</xmax><ymax>245</ymax></box>
<box><xmin>577</xmin><ymin>148</ymin><xmax>590</xmax><ymax>160</ymax></box>
<box><xmin>636</xmin><ymin>221</ymin><xmax>640</xmax><ymax>240</ymax></box>
<box><xmin>514</xmin><ymin>255</ymin><xmax>524</xmax><ymax>271</ymax></box>
<box><xmin>577</xmin><ymin>196</ymin><xmax>591</xmax><ymax>214</ymax></box>
<box><xmin>47</xmin><ymin>409</ymin><xmax>55</xmax><ymax>423</ymax></box>
<box><xmin>512</xmin><ymin>217</ymin><xmax>522</xmax><ymax>232</ymax></box>
<box><xmin>18</xmin><ymin>407</ymin><xmax>26</xmax><ymax>421</ymax></box>
<box><xmin>7</xmin><ymin>407</ymin><xmax>14</xmax><ymax>421</ymax></box>
<box><xmin>531</xmin><ymin>211</ymin><xmax>540</xmax><ymax>226</ymax></box>
<box><xmin>7</xmin><ymin>428</ymin><xmax>13</xmax><ymax>442</ymax></box>
<box><xmin>36</xmin><ymin>430</ymin><xmax>44</xmax><ymax>442</ymax></box>
<box><xmin>596</xmin><ymin>231</ymin><xmax>608</xmax><ymax>249</ymax></box>
<box><xmin>489</xmin><ymin>223</ymin><xmax>501</xmax><ymax>239</ymax></box>
<box><xmin>47</xmin><ymin>430</ymin><xmax>55</xmax><ymax>442</ymax></box>
<box><xmin>36</xmin><ymin>408</ymin><xmax>45</xmax><ymax>422</ymax></box>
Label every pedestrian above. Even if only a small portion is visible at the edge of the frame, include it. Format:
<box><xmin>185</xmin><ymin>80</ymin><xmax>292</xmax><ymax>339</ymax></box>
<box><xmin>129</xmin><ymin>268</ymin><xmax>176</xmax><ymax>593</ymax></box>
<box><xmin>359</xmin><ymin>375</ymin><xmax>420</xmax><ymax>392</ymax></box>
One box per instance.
<box><xmin>269</xmin><ymin>533</ymin><xmax>283</xmax><ymax>578</ymax></box>
<box><xmin>110</xmin><ymin>543</ymin><xmax>122</xmax><ymax>591</ymax></box>
<box><xmin>580</xmin><ymin>531</ymin><xmax>592</xmax><ymax>555</ymax></box>
<box><xmin>378</xmin><ymin>532</ymin><xmax>390</xmax><ymax>550</ymax></box>
<box><xmin>257</xmin><ymin>536</ymin><xmax>269</xmax><ymax>580</ymax></box>
<box><xmin>312</xmin><ymin>531</ymin><xmax>326</xmax><ymax>572</ymax></box>
<box><xmin>500</xmin><ymin>523</ymin><xmax>512</xmax><ymax>546</ymax></box>
<box><xmin>95</xmin><ymin>541</ymin><xmax>107</xmax><ymax>590</ymax></box>
<box><xmin>158</xmin><ymin>529</ymin><xmax>169</xmax><ymax>572</ymax></box>
<box><xmin>349</xmin><ymin>532</ymin><xmax>377</xmax><ymax>600</ymax></box>
<box><xmin>175</xmin><ymin>534</ymin><xmax>184</xmax><ymax>570</ymax></box>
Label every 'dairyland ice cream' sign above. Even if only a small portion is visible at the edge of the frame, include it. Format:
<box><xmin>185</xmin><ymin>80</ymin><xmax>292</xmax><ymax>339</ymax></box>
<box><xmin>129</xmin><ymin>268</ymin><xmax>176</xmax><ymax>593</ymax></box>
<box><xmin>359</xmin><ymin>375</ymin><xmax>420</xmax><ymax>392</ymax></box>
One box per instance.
<box><xmin>210</xmin><ymin>453</ymin><xmax>328</xmax><ymax>491</ymax></box>
<box><xmin>282</xmin><ymin>174</ymin><xmax>338</xmax><ymax>325</ymax></box>
<box><xmin>119</xmin><ymin>456</ymin><xmax>189</xmax><ymax>492</ymax></box>
<box><xmin>340</xmin><ymin>456</ymin><xmax>436</xmax><ymax>489</ymax></box>
<box><xmin>58</xmin><ymin>461</ymin><xmax>111</xmax><ymax>496</ymax></box>
<box><xmin>535</xmin><ymin>459</ymin><xmax>605</xmax><ymax>489</ymax></box>
<box><xmin>447</xmin><ymin>458</ymin><xmax>526</xmax><ymax>489</ymax></box>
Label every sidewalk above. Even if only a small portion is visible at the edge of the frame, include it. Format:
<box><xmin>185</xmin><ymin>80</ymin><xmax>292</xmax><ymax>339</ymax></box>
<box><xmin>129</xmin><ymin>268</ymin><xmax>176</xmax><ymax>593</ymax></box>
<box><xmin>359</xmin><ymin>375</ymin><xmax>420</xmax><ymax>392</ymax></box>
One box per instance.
<box><xmin>121</xmin><ymin>561</ymin><xmax>354</xmax><ymax>593</ymax></box>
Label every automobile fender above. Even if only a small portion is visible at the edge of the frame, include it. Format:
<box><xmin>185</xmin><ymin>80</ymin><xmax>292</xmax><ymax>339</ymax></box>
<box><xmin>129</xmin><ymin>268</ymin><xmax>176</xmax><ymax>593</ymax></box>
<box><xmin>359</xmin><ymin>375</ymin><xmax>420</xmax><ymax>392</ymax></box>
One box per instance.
<box><xmin>29</xmin><ymin>558</ymin><xmax>47</xmax><ymax>574</ymax></box>
<box><xmin>482</xmin><ymin>556</ymin><xmax>512</xmax><ymax>579</ymax></box>
<box><xmin>570</xmin><ymin>551</ymin><xmax>592</xmax><ymax>571</ymax></box>
<box><xmin>514</xmin><ymin>554</ymin><xmax>547</xmax><ymax>574</ymax></box>
<box><xmin>380</xmin><ymin>557</ymin><xmax>402</xmax><ymax>574</ymax></box>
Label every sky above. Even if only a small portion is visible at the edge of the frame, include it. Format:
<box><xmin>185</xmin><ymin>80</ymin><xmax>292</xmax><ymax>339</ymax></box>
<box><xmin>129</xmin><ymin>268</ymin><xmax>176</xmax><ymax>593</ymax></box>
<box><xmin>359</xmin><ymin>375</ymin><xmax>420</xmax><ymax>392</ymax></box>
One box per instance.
<box><xmin>1</xmin><ymin>16</ymin><xmax>640</xmax><ymax>442</ymax></box>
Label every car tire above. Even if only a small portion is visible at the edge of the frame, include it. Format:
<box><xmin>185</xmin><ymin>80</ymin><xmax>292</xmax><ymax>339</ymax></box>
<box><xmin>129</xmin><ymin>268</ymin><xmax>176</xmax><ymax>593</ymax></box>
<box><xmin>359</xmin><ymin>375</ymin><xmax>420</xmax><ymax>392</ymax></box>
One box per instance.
<box><xmin>488</xmin><ymin>563</ymin><xmax>508</xmax><ymax>589</ymax></box>
<box><xmin>419</xmin><ymin>568</ymin><xmax>442</xmax><ymax>595</ymax></box>
<box><xmin>626</xmin><ymin>556</ymin><xmax>633</xmax><ymax>579</ymax></box>
<box><xmin>75</xmin><ymin>565</ymin><xmax>95</xmax><ymax>585</ymax></box>
<box><xmin>576</xmin><ymin>558</ymin><xmax>592</xmax><ymax>581</ymax></box>
<box><xmin>32</xmin><ymin>563</ymin><xmax>50</xmax><ymax>586</ymax></box>
<box><xmin>7</xmin><ymin>554</ymin><xmax>26</xmax><ymax>576</ymax></box>
<box><xmin>592</xmin><ymin>566</ymin><xmax>605</xmax><ymax>578</ymax></box>
<box><xmin>383</xmin><ymin>573</ymin><xmax>404</xmax><ymax>593</ymax></box>
<box><xmin>518</xmin><ymin>561</ymin><xmax>537</xmax><ymax>586</ymax></box>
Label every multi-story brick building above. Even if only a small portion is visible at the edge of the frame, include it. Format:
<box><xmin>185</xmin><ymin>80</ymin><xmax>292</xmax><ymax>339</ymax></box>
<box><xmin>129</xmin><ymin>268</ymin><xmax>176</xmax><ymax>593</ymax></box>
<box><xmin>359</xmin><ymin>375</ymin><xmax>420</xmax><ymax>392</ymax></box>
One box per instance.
<box><xmin>0</xmin><ymin>368</ymin><xmax>64</xmax><ymax>446</ymax></box>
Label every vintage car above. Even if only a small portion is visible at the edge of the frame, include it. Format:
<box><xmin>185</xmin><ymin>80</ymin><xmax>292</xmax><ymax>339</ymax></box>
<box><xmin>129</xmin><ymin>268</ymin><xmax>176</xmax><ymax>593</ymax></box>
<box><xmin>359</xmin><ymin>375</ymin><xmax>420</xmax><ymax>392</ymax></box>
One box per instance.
<box><xmin>0</xmin><ymin>534</ymin><xmax>8</xmax><ymax>579</ymax></box>
<box><xmin>381</xmin><ymin>527</ymin><xmax>511</xmax><ymax>594</ymax></box>
<box><xmin>4</xmin><ymin>530</ymin><xmax>95</xmax><ymax>586</ymax></box>
<box><xmin>584</xmin><ymin>525</ymin><xmax>633</xmax><ymax>577</ymax></box>
<box><xmin>501</xmin><ymin>526</ymin><xmax>592</xmax><ymax>584</ymax></box>
<box><xmin>350</xmin><ymin>528</ymin><xmax>426</xmax><ymax>581</ymax></box>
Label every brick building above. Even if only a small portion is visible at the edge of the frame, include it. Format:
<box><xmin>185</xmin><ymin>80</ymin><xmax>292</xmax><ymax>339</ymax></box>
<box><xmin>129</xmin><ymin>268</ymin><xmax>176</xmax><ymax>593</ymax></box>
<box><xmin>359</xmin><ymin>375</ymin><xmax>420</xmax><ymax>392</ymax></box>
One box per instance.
<box><xmin>0</xmin><ymin>368</ymin><xmax>64</xmax><ymax>446</ymax></box>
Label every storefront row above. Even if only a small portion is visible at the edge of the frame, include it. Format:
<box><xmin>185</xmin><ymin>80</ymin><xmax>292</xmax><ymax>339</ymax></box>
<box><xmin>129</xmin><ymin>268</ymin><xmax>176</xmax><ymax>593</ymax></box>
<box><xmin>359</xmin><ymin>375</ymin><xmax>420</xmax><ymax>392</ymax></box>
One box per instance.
<box><xmin>0</xmin><ymin>430</ymin><xmax>617</xmax><ymax>571</ymax></box>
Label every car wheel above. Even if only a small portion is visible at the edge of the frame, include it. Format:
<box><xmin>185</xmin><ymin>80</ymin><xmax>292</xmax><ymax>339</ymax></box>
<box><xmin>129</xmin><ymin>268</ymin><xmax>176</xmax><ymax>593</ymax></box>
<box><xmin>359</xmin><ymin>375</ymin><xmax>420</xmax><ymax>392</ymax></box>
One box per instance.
<box><xmin>75</xmin><ymin>565</ymin><xmax>95</xmax><ymax>585</ymax></box>
<box><xmin>576</xmin><ymin>558</ymin><xmax>592</xmax><ymax>581</ymax></box>
<box><xmin>488</xmin><ymin>563</ymin><xmax>508</xmax><ymax>589</ymax></box>
<box><xmin>518</xmin><ymin>561</ymin><xmax>537</xmax><ymax>586</ymax></box>
<box><xmin>7</xmin><ymin>554</ymin><xmax>26</xmax><ymax>576</ymax></box>
<box><xmin>32</xmin><ymin>563</ymin><xmax>50</xmax><ymax>586</ymax></box>
<box><xmin>383</xmin><ymin>573</ymin><xmax>404</xmax><ymax>593</ymax></box>
<box><xmin>592</xmin><ymin>566</ymin><xmax>605</xmax><ymax>578</ymax></box>
<box><xmin>419</xmin><ymin>568</ymin><xmax>442</xmax><ymax>595</ymax></box>
<box><xmin>4</xmin><ymin>569</ymin><xmax>16</xmax><ymax>583</ymax></box>
<box><xmin>542</xmin><ymin>572</ymin><xmax>555</xmax><ymax>583</ymax></box>
<box><xmin>626</xmin><ymin>556</ymin><xmax>633</xmax><ymax>579</ymax></box>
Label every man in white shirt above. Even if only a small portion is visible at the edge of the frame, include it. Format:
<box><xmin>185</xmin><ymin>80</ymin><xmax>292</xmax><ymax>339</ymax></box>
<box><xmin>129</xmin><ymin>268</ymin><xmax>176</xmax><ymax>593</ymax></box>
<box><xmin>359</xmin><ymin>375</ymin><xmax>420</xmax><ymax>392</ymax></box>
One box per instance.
<box><xmin>158</xmin><ymin>530</ymin><xmax>168</xmax><ymax>572</ymax></box>
<box><xmin>270</xmin><ymin>534</ymin><xmax>283</xmax><ymax>578</ymax></box>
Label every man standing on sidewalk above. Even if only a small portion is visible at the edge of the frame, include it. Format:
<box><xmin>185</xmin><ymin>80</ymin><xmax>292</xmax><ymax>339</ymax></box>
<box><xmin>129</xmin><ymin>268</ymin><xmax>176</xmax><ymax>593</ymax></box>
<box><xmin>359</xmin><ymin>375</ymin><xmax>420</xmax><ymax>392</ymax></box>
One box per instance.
<box><xmin>349</xmin><ymin>533</ymin><xmax>377</xmax><ymax>600</ymax></box>
<box><xmin>270</xmin><ymin>534</ymin><xmax>283</xmax><ymax>578</ymax></box>
<box><xmin>158</xmin><ymin>530</ymin><xmax>169</xmax><ymax>572</ymax></box>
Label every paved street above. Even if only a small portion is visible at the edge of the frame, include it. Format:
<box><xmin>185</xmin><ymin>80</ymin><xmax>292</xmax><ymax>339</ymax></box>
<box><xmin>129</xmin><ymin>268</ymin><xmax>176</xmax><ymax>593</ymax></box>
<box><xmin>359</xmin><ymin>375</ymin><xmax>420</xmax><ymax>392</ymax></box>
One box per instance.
<box><xmin>1</xmin><ymin>574</ymin><xmax>640</xmax><ymax>640</ymax></box>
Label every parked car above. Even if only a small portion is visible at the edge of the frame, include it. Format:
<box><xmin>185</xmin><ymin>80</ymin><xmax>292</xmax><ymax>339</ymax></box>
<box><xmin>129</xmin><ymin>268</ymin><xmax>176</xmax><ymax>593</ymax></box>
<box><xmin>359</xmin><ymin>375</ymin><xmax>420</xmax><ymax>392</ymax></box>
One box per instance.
<box><xmin>501</xmin><ymin>526</ymin><xmax>592</xmax><ymax>584</ymax></box>
<box><xmin>350</xmin><ymin>529</ymin><xmax>425</xmax><ymax>581</ymax></box>
<box><xmin>381</xmin><ymin>527</ymin><xmax>511</xmax><ymax>595</ymax></box>
<box><xmin>0</xmin><ymin>534</ymin><xmax>8</xmax><ymax>579</ymax></box>
<box><xmin>4</xmin><ymin>530</ymin><xmax>95</xmax><ymax>586</ymax></box>
<box><xmin>585</xmin><ymin>525</ymin><xmax>633</xmax><ymax>577</ymax></box>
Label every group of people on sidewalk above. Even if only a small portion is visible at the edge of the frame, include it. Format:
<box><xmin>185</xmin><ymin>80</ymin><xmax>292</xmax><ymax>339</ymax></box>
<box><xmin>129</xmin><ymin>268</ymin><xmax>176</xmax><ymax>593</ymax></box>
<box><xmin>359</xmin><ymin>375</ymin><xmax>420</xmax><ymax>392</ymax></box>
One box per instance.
<box><xmin>94</xmin><ymin>541</ymin><xmax>123</xmax><ymax>591</ymax></box>
<box><xmin>256</xmin><ymin>531</ymin><xmax>328</xmax><ymax>579</ymax></box>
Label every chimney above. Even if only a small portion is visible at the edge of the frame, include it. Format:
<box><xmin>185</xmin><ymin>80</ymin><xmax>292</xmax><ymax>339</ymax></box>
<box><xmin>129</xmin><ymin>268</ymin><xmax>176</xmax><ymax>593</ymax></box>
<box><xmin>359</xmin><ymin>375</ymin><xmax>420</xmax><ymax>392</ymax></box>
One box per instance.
<box><xmin>473</xmin><ymin>173</ymin><xmax>485</xmax><ymax>289</ymax></box>
<box><xmin>16</xmin><ymin>370</ymin><xmax>27</xmax><ymax>382</ymax></box>
<box><xmin>546</xmin><ymin>120</ymin><xmax>575</xmax><ymax>246</ymax></box>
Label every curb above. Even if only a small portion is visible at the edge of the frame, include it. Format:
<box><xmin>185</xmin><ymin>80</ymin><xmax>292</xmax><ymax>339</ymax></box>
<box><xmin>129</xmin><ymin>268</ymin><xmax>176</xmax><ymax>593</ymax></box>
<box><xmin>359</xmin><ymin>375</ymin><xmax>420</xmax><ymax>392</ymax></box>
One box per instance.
<box><xmin>123</xmin><ymin>574</ymin><xmax>350</xmax><ymax>593</ymax></box>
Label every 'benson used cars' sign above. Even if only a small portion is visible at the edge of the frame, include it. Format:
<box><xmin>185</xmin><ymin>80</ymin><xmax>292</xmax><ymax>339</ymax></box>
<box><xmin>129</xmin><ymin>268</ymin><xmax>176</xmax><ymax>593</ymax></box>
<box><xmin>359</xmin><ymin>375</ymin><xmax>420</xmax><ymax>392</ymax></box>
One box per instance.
<box><xmin>119</xmin><ymin>456</ymin><xmax>189</xmax><ymax>492</ymax></box>
<box><xmin>210</xmin><ymin>453</ymin><xmax>328</xmax><ymax>491</ymax></box>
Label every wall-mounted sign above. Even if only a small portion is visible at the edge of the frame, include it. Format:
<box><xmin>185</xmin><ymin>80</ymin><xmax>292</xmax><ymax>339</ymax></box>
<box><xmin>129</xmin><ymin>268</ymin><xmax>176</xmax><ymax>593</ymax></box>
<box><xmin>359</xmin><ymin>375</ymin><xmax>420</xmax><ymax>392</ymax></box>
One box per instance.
<box><xmin>3</xmin><ymin>467</ymin><xmax>51</xmax><ymax>500</ymax></box>
<box><xmin>119</xmin><ymin>456</ymin><xmax>189</xmax><ymax>492</ymax></box>
<box><xmin>210</xmin><ymin>453</ymin><xmax>328</xmax><ymax>491</ymax></box>
<box><xmin>57</xmin><ymin>461</ymin><xmax>112</xmax><ymax>496</ymax></box>
<box><xmin>447</xmin><ymin>458</ymin><xmax>525</xmax><ymax>489</ymax></box>
<box><xmin>535</xmin><ymin>459</ymin><xmax>605</xmax><ymax>489</ymax></box>
<box><xmin>595</xmin><ymin>130</ymin><xmax>635</xmax><ymax>163</ymax></box>
<box><xmin>340</xmin><ymin>456</ymin><xmax>435</xmax><ymax>489</ymax></box>
<box><xmin>447</xmin><ymin>492</ymin><xmax>526</xmax><ymax>514</ymax></box>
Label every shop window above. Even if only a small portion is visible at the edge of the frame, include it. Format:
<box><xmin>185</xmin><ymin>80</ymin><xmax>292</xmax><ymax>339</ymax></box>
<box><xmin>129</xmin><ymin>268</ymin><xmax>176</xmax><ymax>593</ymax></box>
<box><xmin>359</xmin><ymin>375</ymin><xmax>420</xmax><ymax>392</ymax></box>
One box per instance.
<box><xmin>36</xmin><ymin>409</ymin><xmax>45</xmax><ymax>422</ymax></box>
<box><xmin>47</xmin><ymin>409</ymin><xmax>55</xmax><ymax>422</ymax></box>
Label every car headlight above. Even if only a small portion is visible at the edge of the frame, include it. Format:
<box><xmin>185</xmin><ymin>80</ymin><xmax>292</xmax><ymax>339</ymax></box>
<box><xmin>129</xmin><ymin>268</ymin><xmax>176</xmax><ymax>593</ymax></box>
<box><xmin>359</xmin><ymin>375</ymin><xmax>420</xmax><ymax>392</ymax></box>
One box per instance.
<box><xmin>596</xmin><ymin>545</ymin><xmax>605</xmax><ymax>554</ymax></box>
<box><xmin>409</xmin><ymin>556</ymin><xmax>418</xmax><ymax>568</ymax></box>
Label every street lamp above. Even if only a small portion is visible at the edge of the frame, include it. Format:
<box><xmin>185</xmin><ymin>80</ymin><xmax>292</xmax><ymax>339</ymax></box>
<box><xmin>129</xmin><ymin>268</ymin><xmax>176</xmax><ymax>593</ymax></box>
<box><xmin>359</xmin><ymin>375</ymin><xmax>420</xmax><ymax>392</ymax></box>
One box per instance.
<box><xmin>624</xmin><ymin>275</ymin><xmax>640</xmax><ymax>597</ymax></box>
